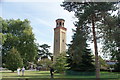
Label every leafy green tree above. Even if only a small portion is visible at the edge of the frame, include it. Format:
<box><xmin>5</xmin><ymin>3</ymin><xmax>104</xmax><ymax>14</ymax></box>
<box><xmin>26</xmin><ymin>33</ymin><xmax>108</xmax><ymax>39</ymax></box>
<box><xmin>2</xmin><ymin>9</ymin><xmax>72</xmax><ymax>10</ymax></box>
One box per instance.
<box><xmin>38</xmin><ymin>44</ymin><xmax>52</xmax><ymax>59</ymax></box>
<box><xmin>2</xmin><ymin>18</ymin><xmax>38</xmax><ymax>68</ymax></box>
<box><xmin>61</xmin><ymin>2</ymin><xmax>117</xmax><ymax>78</ymax></box>
<box><xmin>100</xmin><ymin>15</ymin><xmax>120</xmax><ymax>71</ymax></box>
<box><xmin>53</xmin><ymin>52</ymin><xmax>68</xmax><ymax>73</ymax></box>
<box><xmin>5</xmin><ymin>47</ymin><xmax>23</xmax><ymax>72</ymax></box>
<box><xmin>38</xmin><ymin>58</ymin><xmax>53</xmax><ymax>70</ymax></box>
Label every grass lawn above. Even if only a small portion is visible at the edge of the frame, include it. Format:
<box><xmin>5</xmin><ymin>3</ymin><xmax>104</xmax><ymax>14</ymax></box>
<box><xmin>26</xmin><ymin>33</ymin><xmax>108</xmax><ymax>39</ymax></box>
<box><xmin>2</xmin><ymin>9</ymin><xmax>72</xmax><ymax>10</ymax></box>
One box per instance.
<box><xmin>1</xmin><ymin>70</ymin><xmax>120</xmax><ymax>80</ymax></box>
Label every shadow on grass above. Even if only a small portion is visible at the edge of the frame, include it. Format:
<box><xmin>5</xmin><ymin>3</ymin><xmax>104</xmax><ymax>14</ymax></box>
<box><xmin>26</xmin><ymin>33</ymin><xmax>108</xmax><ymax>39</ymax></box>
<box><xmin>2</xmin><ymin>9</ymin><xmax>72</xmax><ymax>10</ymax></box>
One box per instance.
<box><xmin>2</xmin><ymin>72</ymin><xmax>16</xmax><ymax>73</ymax></box>
<box><xmin>1</xmin><ymin>78</ymin><xmax>120</xmax><ymax>80</ymax></box>
<box><xmin>2</xmin><ymin>71</ymin><xmax>120</xmax><ymax>80</ymax></box>
<box><xmin>34</xmin><ymin>72</ymin><xmax>50</xmax><ymax>74</ymax></box>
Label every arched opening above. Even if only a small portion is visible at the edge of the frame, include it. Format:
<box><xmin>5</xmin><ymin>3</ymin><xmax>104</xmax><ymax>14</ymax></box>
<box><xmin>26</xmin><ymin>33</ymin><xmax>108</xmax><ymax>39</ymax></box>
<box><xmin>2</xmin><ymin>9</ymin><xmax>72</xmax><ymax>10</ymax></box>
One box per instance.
<box><xmin>63</xmin><ymin>23</ymin><xmax>64</xmax><ymax>27</ymax></box>
<box><xmin>59</xmin><ymin>22</ymin><xmax>61</xmax><ymax>26</ymax></box>
<box><xmin>56</xmin><ymin>22</ymin><xmax>59</xmax><ymax>27</ymax></box>
<box><xmin>57</xmin><ymin>22</ymin><xmax>58</xmax><ymax>25</ymax></box>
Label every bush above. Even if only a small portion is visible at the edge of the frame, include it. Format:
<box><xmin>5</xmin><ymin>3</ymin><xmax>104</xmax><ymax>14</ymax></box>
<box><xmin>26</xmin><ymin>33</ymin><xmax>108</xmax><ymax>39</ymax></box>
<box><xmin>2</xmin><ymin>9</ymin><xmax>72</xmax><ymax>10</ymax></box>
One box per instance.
<box><xmin>38</xmin><ymin>58</ymin><xmax>53</xmax><ymax>70</ymax></box>
<box><xmin>5</xmin><ymin>47</ymin><xmax>23</xmax><ymax>72</ymax></box>
<box><xmin>53</xmin><ymin>52</ymin><xmax>69</xmax><ymax>73</ymax></box>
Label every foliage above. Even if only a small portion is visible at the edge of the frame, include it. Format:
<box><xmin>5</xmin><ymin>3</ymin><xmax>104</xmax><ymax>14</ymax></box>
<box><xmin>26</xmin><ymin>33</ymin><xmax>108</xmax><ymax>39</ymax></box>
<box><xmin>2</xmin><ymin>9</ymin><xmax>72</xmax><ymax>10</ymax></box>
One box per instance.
<box><xmin>99</xmin><ymin>56</ymin><xmax>109</xmax><ymax>70</ymax></box>
<box><xmin>37</xmin><ymin>44</ymin><xmax>52</xmax><ymax>60</ymax></box>
<box><xmin>38</xmin><ymin>58</ymin><xmax>53</xmax><ymax>70</ymax></box>
<box><xmin>99</xmin><ymin>15</ymin><xmax>120</xmax><ymax>71</ymax></box>
<box><xmin>53</xmin><ymin>52</ymin><xmax>69</xmax><ymax>73</ymax></box>
<box><xmin>68</xmin><ymin>25</ymin><xmax>90</xmax><ymax>63</ymax></box>
<box><xmin>79</xmin><ymin>48</ymin><xmax>95</xmax><ymax>72</ymax></box>
<box><xmin>5</xmin><ymin>47</ymin><xmax>23</xmax><ymax>72</ymax></box>
<box><xmin>67</xmin><ymin>44</ymin><xmax>95</xmax><ymax>72</ymax></box>
<box><xmin>61</xmin><ymin>2</ymin><xmax>117</xmax><ymax>77</ymax></box>
<box><xmin>66</xmin><ymin>26</ymin><xmax>95</xmax><ymax>72</ymax></box>
<box><xmin>2</xmin><ymin>18</ymin><xmax>38</xmax><ymax>67</ymax></box>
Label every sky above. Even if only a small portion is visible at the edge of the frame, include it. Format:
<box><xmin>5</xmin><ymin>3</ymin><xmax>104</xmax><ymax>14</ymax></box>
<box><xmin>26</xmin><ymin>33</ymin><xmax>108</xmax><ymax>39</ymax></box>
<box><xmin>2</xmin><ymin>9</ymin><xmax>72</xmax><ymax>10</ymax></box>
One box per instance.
<box><xmin>1</xmin><ymin>0</ymin><xmax>115</xmax><ymax>59</ymax></box>
<box><xmin>1</xmin><ymin>0</ymin><xmax>77</xmax><ymax>53</ymax></box>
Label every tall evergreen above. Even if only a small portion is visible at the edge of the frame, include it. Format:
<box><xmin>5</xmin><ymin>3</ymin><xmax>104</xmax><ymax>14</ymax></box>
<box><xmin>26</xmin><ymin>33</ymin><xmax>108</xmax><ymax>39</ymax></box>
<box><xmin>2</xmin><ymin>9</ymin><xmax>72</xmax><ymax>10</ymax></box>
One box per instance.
<box><xmin>67</xmin><ymin>26</ymin><xmax>95</xmax><ymax>72</ymax></box>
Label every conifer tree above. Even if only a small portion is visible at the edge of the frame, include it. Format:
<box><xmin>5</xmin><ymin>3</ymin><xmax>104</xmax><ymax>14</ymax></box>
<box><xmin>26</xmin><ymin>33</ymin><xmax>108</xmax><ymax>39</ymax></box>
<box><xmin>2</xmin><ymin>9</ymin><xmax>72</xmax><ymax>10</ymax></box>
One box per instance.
<box><xmin>67</xmin><ymin>26</ymin><xmax>95</xmax><ymax>72</ymax></box>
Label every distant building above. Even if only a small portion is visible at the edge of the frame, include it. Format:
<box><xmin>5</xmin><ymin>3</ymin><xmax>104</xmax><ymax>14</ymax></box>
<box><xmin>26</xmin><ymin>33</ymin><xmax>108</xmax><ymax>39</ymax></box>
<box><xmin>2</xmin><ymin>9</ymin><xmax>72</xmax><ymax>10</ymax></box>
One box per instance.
<box><xmin>106</xmin><ymin>60</ymin><xmax>117</xmax><ymax>65</ymax></box>
<box><xmin>53</xmin><ymin>19</ymin><xmax>67</xmax><ymax>62</ymax></box>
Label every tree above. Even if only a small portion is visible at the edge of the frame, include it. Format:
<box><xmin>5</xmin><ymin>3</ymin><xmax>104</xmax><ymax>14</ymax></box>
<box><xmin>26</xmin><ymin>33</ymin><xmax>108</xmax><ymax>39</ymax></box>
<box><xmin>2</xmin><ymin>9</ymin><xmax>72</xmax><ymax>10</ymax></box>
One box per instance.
<box><xmin>61</xmin><ymin>2</ymin><xmax>117</xmax><ymax>78</ymax></box>
<box><xmin>38</xmin><ymin>58</ymin><xmax>53</xmax><ymax>70</ymax></box>
<box><xmin>0</xmin><ymin>17</ymin><xmax>7</xmax><ymax>67</ymax></box>
<box><xmin>98</xmin><ymin>56</ymin><xmax>109</xmax><ymax>70</ymax></box>
<box><xmin>2</xmin><ymin>18</ymin><xmax>38</xmax><ymax>68</ymax></box>
<box><xmin>67</xmin><ymin>27</ymin><xmax>87</xmax><ymax>64</ymax></box>
<box><xmin>53</xmin><ymin>52</ymin><xmax>68</xmax><ymax>73</ymax></box>
<box><xmin>38</xmin><ymin>44</ymin><xmax>52</xmax><ymax>60</ymax></box>
<box><xmin>67</xmin><ymin>27</ymin><xmax>95</xmax><ymax>72</ymax></box>
<box><xmin>100</xmin><ymin>15</ymin><xmax>120</xmax><ymax>71</ymax></box>
<box><xmin>5</xmin><ymin>47</ymin><xmax>23</xmax><ymax>72</ymax></box>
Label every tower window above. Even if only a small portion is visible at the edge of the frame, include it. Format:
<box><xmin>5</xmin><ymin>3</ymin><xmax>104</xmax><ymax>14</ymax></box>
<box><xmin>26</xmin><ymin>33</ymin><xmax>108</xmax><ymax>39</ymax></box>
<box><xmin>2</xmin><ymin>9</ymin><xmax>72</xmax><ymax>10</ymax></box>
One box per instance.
<box><xmin>60</xmin><ymin>22</ymin><xmax>61</xmax><ymax>26</ymax></box>
<box><xmin>56</xmin><ymin>22</ymin><xmax>59</xmax><ymax>27</ymax></box>
<box><xmin>62</xmin><ymin>39</ymin><xmax>64</xmax><ymax>42</ymax></box>
<box><xmin>63</xmin><ymin>23</ymin><xmax>64</xmax><ymax>27</ymax></box>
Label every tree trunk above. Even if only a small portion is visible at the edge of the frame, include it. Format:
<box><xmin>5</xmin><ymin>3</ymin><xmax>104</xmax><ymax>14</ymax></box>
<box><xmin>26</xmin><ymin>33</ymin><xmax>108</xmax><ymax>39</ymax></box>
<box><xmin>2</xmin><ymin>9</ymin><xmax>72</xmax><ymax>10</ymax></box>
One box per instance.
<box><xmin>91</xmin><ymin>15</ymin><xmax>100</xmax><ymax>79</ymax></box>
<box><xmin>12</xmin><ymin>70</ymin><xmax>14</xmax><ymax>72</ymax></box>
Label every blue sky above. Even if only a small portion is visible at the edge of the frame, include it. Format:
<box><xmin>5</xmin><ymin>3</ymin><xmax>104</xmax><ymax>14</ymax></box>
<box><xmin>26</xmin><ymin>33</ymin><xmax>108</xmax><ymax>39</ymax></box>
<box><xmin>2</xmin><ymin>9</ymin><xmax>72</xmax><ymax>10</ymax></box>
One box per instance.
<box><xmin>1</xmin><ymin>0</ymin><xmax>116</xmax><ymax>60</ymax></box>
<box><xmin>1</xmin><ymin>0</ymin><xmax>76</xmax><ymax>52</ymax></box>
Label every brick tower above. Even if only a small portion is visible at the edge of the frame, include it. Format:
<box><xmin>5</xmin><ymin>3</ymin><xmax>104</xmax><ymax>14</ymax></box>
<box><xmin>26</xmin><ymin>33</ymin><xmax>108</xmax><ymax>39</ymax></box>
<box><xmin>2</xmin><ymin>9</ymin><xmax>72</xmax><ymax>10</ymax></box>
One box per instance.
<box><xmin>53</xmin><ymin>19</ymin><xmax>67</xmax><ymax>62</ymax></box>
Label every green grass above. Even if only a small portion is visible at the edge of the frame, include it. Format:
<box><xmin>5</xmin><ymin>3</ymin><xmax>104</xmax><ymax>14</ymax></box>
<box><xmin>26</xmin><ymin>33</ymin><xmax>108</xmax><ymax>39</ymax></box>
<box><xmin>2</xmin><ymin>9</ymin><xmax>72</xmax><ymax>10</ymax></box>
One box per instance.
<box><xmin>1</xmin><ymin>70</ymin><xmax>120</xmax><ymax>79</ymax></box>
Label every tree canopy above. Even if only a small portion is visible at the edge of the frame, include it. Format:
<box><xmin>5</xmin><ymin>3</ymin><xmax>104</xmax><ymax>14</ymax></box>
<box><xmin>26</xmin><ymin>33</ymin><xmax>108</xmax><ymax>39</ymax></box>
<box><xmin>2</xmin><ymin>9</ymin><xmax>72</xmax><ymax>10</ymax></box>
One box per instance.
<box><xmin>2</xmin><ymin>17</ymin><xmax>38</xmax><ymax>69</ymax></box>
<box><xmin>37</xmin><ymin>44</ymin><xmax>52</xmax><ymax>60</ymax></box>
